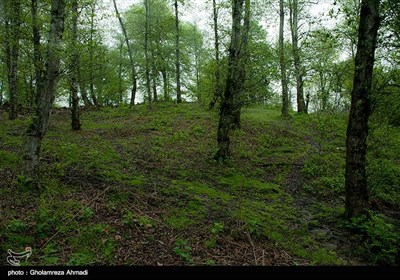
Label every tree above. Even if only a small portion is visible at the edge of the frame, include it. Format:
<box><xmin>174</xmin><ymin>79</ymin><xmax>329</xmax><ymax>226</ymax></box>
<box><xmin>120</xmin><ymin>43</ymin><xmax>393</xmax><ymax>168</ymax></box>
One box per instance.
<box><xmin>113</xmin><ymin>0</ymin><xmax>138</xmax><ymax>106</ymax></box>
<box><xmin>289</xmin><ymin>0</ymin><xmax>307</xmax><ymax>113</ymax></box>
<box><xmin>4</xmin><ymin>0</ymin><xmax>21</xmax><ymax>120</ymax></box>
<box><xmin>209</xmin><ymin>0</ymin><xmax>222</xmax><ymax>109</ymax></box>
<box><xmin>144</xmin><ymin>0</ymin><xmax>152</xmax><ymax>108</ymax></box>
<box><xmin>345</xmin><ymin>0</ymin><xmax>380</xmax><ymax>218</ymax></box>
<box><xmin>70</xmin><ymin>0</ymin><xmax>81</xmax><ymax>130</ymax></box>
<box><xmin>89</xmin><ymin>2</ymin><xmax>99</xmax><ymax>106</ymax></box>
<box><xmin>214</xmin><ymin>0</ymin><xmax>250</xmax><ymax>161</ymax></box>
<box><xmin>23</xmin><ymin>0</ymin><xmax>66</xmax><ymax>178</ymax></box>
<box><xmin>174</xmin><ymin>0</ymin><xmax>182</xmax><ymax>103</ymax></box>
<box><xmin>279</xmin><ymin>0</ymin><xmax>289</xmax><ymax>117</ymax></box>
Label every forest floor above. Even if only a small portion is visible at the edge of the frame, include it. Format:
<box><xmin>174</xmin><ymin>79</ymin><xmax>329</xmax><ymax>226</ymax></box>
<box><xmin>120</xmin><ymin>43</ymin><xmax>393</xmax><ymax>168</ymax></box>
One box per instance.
<box><xmin>0</xmin><ymin>103</ymin><xmax>399</xmax><ymax>266</ymax></box>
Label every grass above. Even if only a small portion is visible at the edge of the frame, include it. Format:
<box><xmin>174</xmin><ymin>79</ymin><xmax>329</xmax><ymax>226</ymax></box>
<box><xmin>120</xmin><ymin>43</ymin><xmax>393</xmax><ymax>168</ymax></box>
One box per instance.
<box><xmin>0</xmin><ymin>103</ymin><xmax>399</xmax><ymax>265</ymax></box>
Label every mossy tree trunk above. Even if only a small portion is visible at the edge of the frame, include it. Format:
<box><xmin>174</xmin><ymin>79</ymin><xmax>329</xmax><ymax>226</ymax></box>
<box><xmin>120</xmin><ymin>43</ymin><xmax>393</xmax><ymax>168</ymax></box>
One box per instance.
<box><xmin>345</xmin><ymin>0</ymin><xmax>380</xmax><ymax>219</ymax></box>
<box><xmin>279</xmin><ymin>0</ymin><xmax>289</xmax><ymax>118</ymax></box>
<box><xmin>214</xmin><ymin>0</ymin><xmax>250</xmax><ymax>161</ymax></box>
<box><xmin>23</xmin><ymin>0</ymin><xmax>66</xmax><ymax>178</ymax></box>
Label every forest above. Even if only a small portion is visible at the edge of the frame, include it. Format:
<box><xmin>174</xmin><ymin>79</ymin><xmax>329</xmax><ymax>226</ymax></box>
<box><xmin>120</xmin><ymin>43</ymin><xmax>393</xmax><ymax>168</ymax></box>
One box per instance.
<box><xmin>0</xmin><ymin>0</ymin><xmax>399</xmax><ymax>267</ymax></box>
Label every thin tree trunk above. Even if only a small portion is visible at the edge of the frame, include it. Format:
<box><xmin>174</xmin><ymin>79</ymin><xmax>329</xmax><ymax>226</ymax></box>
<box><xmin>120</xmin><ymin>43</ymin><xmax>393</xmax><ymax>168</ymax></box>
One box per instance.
<box><xmin>161</xmin><ymin>67</ymin><xmax>169</xmax><ymax>100</ymax></box>
<box><xmin>289</xmin><ymin>0</ymin><xmax>306</xmax><ymax>114</ymax></box>
<box><xmin>279</xmin><ymin>0</ymin><xmax>289</xmax><ymax>118</ymax></box>
<box><xmin>7</xmin><ymin>0</ymin><xmax>21</xmax><ymax>120</ymax></box>
<box><xmin>151</xmin><ymin>48</ymin><xmax>158</xmax><ymax>103</ymax></box>
<box><xmin>231</xmin><ymin>0</ymin><xmax>250</xmax><ymax>130</ymax></box>
<box><xmin>23</xmin><ymin>0</ymin><xmax>66</xmax><ymax>177</ymax></box>
<box><xmin>209</xmin><ymin>0</ymin><xmax>222</xmax><ymax>109</ymax></box>
<box><xmin>89</xmin><ymin>3</ymin><xmax>98</xmax><ymax>106</ymax></box>
<box><xmin>112</xmin><ymin>0</ymin><xmax>137</xmax><ymax>106</ymax></box>
<box><xmin>345</xmin><ymin>0</ymin><xmax>380</xmax><ymax>219</ymax></box>
<box><xmin>118</xmin><ymin>39</ymin><xmax>123</xmax><ymax>104</ymax></box>
<box><xmin>174</xmin><ymin>0</ymin><xmax>182</xmax><ymax>103</ymax></box>
<box><xmin>70</xmin><ymin>0</ymin><xmax>81</xmax><ymax>130</ymax></box>
<box><xmin>144</xmin><ymin>0</ymin><xmax>152</xmax><ymax>108</ymax></box>
<box><xmin>31</xmin><ymin>0</ymin><xmax>43</xmax><ymax>109</ymax></box>
<box><xmin>214</xmin><ymin>0</ymin><xmax>250</xmax><ymax>161</ymax></box>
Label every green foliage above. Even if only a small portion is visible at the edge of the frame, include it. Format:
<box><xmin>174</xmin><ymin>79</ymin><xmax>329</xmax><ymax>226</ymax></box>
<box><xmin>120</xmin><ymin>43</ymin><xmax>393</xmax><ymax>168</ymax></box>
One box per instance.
<box><xmin>210</xmin><ymin>222</ymin><xmax>224</xmax><ymax>235</ymax></box>
<box><xmin>348</xmin><ymin>212</ymin><xmax>399</xmax><ymax>265</ymax></box>
<box><xmin>173</xmin><ymin>239</ymin><xmax>193</xmax><ymax>264</ymax></box>
<box><xmin>14</xmin><ymin>175</ymin><xmax>34</xmax><ymax>190</ymax></box>
<box><xmin>7</xmin><ymin>219</ymin><xmax>28</xmax><ymax>233</ymax></box>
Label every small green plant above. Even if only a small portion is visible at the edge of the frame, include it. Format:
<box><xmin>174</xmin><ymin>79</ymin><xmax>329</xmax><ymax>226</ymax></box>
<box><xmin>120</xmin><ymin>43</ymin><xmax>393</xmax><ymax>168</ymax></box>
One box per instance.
<box><xmin>173</xmin><ymin>239</ymin><xmax>193</xmax><ymax>264</ymax></box>
<box><xmin>205</xmin><ymin>259</ymin><xmax>216</xmax><ymax>266</ymax></box>
<box><xmin>14</xmin><ymin>175</ymin><xmax>34</xmax><ymax>189</ymax></box>
<box><xmin>80</xmin><ymin>207</ymin><xmax>94</xmax><ymax>220</ymax></box>
<box><xmin>7</xmin><ymin>219</ymin><xmax>28</xmax><ymax>232</ymax></box>
<box><xmin>348</xmin><ymin>212</ymin><xmax>399</xmax><ymax>265</ymax></box>
<box><xmin>192</xmin><ymin>125</ymin><xmax>205</xmax><ymax>136</ymax></box>
<box><xmin>210</xmin><ymin>222</ymin><xmax>224</xmax><ymax>235</ymax></box>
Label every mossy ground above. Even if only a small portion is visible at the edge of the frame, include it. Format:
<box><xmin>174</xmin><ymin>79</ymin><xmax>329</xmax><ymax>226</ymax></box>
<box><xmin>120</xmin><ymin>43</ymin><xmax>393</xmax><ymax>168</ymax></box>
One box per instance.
<box><xmin>0</xmin><ymin>103</ymin><xmax>399</xmax><ymax>265</ymax></box>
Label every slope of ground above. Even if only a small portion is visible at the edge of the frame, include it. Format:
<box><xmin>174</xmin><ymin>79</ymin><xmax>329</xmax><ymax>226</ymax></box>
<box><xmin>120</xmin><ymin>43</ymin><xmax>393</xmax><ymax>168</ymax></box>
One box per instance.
<box><xmin>0</xmin><ymin>103</ymin><xmax>399</xmax><ymax>265</ymax></box>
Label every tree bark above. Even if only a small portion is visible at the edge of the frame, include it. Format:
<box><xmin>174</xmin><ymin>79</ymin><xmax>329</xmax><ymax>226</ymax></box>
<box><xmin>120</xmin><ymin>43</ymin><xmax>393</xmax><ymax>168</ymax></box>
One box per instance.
<box><xmin>289</xmin><ymin>0</ymin><xmax>306</xmax><ymax>114</ymax></box>
<box><xmin>161</xmin><ymin>67</ymin><xmax>169</xmax><ymax>100</ymax></box>
<box><xmin>214</xmin><ymin>0</ymin><xmax>250</xmax><ymax>161</ymax></box>
<box><xmin>23</xmin><ymin>0</ymin><xmax>66</xmax><ymax>177</ymax></box>
<box><xmin>279</xmin><ymin>0</ymin><xmax>289</xmax><ymax>118</ymax></box>
<box><xmin>152</xmin><ymin>48</ymin><xmax>158</xmax><ymax>103</ymax></box>
<box><xmin>89</xmin><ymin>3</ymin><xmax>98</xmax><ymax>106</ymax></box>
<box><xmin>118</xmin><ymin>38</ymin><xmax>123</xmax><ymax>104</ymax></box>
<box><xmin>231</xmin><ymin>0</ymin><xmax>250</xmax><ymax>130</ymax></box>
<box><xmin>70</xmin><ymin>0</ymin><xmax>81</xmax><ymax>130</ymax></box>
<box><xmin>345</xmin><ymin>0</ymin><xmax>380</xmax><ymax>219</ymax></box>
<box><xmin>174</xmin><ymin>0</ymin><xmax>182</xmax><ymax>103</ymax></box>
<box><xmin>6</xmin><ymin>0</ymin><xmax>21</xmax><ymax>120</ymax></box>
<box><xmin>144</xmin><ymin>0</ymin><xmax>152</xmax><ymax>108</ymax></box>
<box><xmin>209</xmin><ymin>0</ymin><xmax>222</xmax><ymax>109</ymax></box>
<box><xmin>112</xmin><ymin>0</ymin><xmax>137</xmax><ymax>106</ymax></box>
<box><xmin>31</xmin><ymin>0</ymin><xmax>43</xmax><ymax>108</ymax></box>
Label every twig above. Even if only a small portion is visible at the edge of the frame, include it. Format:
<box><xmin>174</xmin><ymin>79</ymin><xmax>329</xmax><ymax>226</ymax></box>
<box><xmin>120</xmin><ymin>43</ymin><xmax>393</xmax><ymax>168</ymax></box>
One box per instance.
<box><xmin>245</xmin><ymin>230</ymin><xmax>257</xmax><ymax>266</ymax></box>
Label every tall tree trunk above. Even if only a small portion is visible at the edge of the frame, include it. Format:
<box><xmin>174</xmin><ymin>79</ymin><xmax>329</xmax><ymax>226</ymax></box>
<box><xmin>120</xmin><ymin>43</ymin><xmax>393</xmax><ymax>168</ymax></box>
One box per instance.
<box><xmin>279</xmin><ymin>0</ymin><xmax>289</xmax><ymax>118</ymax></box>
<box><xmin>113</xmin><ymin>0</ymin><xmax>137</xmax><ymax>106</ymax></box>
<box><xmin>70</xmin><ymin>0</ymin><xmax>81</xmax><ymax>130</ymax></box>
<box><xmin>161</xmin><ymin>67</ymin><xmax>169</xmax><ymax>100</ymax></box>
<box><xmin>6</xmin><ymin>0</ymin><xmax>21</xmax><ymax>120</ymax></box>
<box><xmin>118</xmin><ymin>39</ymin><xmax>123</xmax><ymax>104</ymax></box>
<box><xmin>345</xmin><ymin>0</ymin><xmax>380</xmax><ymax>219</ymax></box>
<box><xmin>151</xmin><ymin>48</ymin><xmax>158</xmax><ymax>103</ymax></box>
<box><xmin>289</xmin><ymin>0</ymin><xmax>306</xmax><ymax>114</ymax></box>
<box><xmin>144</xmin><ymin>0</ymin><xmax>152</xmax><ymax>108</ymax></box>
<box><xmin>231</xmin><ymin>0</ymin><xmax>250</xmax><ymax>130</ymax></box>
<box><xmin>31</xmin><ymin>0</ymin><xmax>43</xmax><ymax>108</ymax></box>
<box><xmin>174</xmin><ymin>0</ymin><xmax>182</xmax><ymax>103</ymax></box>
<box><xmin>89</xmin><ymin>3</ymin><xmax>98</xmax><ymax>106</ymax></box>
<box><xmin>209</xmin><ymin>0</ymin><xmax>222</xmax><ymax>109</ymax></box>
<box><xmin>23</xmin><ymin>0</ymin><xmax>66</xmax><ymax>177</ymax></box>
<box><xmin>214</xmin><ymin>0</ymin><xmax>250</xmax><ymax>161</ymax></box>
